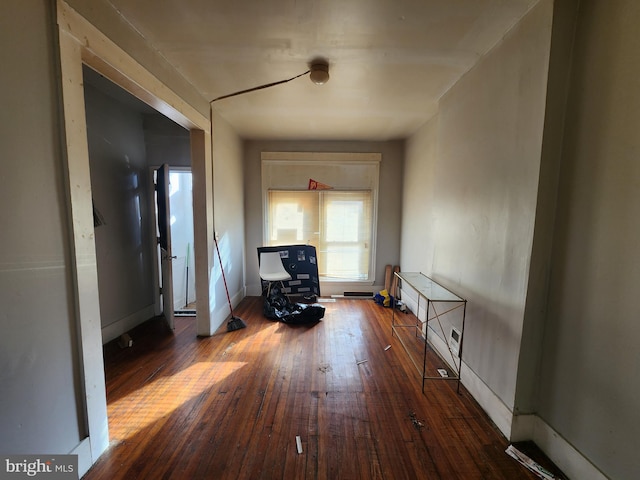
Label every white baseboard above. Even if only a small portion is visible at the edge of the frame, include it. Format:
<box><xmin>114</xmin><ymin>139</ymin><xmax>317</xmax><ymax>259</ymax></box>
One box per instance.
<box><xmin>401</xmin><ymin>292</ymin><xmax>517</xmax><ymax>438</ymax></box>
<box><xmin>429</xmin><ymin>333</ymin><xmax>607</xmax><ymax>479</ymax></box>
<box><xmin>208</xmin><ymin>288</ymin><xmax>246</xmax><ymax>335</ymax></box>
<box><xmin>407</xmin><ymin>294</ymin><xmax>608</xmax><ymax>480</ymax></box>
<box><xmin>532</xmin><ymin>418</ymin><xmax>608</xmax><ymax>480</ymax></box>
<box><xmin>426</xmin><ymin>328</ymin><xmax>516</xmax><ymax>438</ymax></box>
<box><xmin>101</xmin><ymin>305</ymin><xmax>156</xmax><ymax>344</ymax></box>
<box><xmin>210</xmin><ymin>307</ymin><xmax>227</xmax><ymax>335</ymax></box>
<box><xmin>70</xmin><ymin>437</ymin><xmax>93</xmax><ymax>478</ymax></box>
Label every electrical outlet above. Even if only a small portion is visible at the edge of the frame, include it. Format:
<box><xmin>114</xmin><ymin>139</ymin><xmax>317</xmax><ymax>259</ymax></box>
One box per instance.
<box><xmin>449</xmin><ymin>326</ymin><xmax>461</xmax><ymax>356</ymax></box>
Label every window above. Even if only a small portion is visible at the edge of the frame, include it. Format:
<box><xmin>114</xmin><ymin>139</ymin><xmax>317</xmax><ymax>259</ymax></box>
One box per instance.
<box><xmin>267</xmin><ymin>190</ymin><xmax>372</xmax><ymax>280</ymax></box>
<box><xmin>261</xmin><ymin>151</ymin><xmax>380</xmax><ymax>283</ymax></box>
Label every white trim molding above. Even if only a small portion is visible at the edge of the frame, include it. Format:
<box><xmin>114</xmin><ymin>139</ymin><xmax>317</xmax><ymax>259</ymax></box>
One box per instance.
<box><xmin>531</xmin><ymin>418</ymin><xmax>609</xmax><ymax>480</ymax></box>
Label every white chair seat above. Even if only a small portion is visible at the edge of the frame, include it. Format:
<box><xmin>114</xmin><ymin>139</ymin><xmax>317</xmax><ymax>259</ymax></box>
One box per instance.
<box><xmin>261</xmin><ymin>271</ymin><xmax>292</xmax><ymax>281</ymax></box>
<box><xmin>259</xmin><ymin>251</ymin><xmax>292</xmax><ymax>296</ymax></box>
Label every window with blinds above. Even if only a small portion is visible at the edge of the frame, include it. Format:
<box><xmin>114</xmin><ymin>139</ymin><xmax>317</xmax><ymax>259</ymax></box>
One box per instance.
<box><xmin>267</xmin><ymin>190</ymin><xmax>373</xmax><ymax>281</ymax></box>
<box><xmin>261</xmin><ymin>151</ymin><xmax>380</xmax><ymax>283</ymax></box>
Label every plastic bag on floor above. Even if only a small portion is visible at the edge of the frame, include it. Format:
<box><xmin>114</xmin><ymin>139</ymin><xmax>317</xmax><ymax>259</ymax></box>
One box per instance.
<box><xmin>374</xmin><ymin>289</ymin><xmax>395</xmax><ymax>307</ymax></box>
<box><xmin>263</xmin><ymin>285</ymin><xmax>325</xmax><ymax>324</ymax></box>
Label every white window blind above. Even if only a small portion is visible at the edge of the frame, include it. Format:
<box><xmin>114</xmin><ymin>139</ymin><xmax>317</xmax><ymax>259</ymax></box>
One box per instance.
<box><xmin>268</xmin><ymin>190</ymin><xmax>372</xmax><ymax>280</ymax></box>
<box><xmin>261</xmin><ymin>152</ymin><xmax>380</xmax><ymax>283</ymax></box>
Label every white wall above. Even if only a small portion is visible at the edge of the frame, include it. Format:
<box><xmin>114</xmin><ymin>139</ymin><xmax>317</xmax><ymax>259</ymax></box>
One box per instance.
<box><xmin>402</xmin><ymin>117</ymin><xmax>439</xmax><ymax>275</ymax></box>
<box><xmin>539</xmin><ymin>1</ymin><xmax>640</xmax><ymax>478</ymax></box>
<box><xmin>402</xmin><ymin>1</ymin><xmax>640</xmax><ymax>478</ymax></box>
<box><xmin>403</xmin><ymin>0</ymin><xmax>552</xmax><ymax>412</ymax></box>
<box><xmin>0</xmin><ymin>0</ymin><xmax>85</xmax><ymax>455</ymax></box>
<box><xmin>242</xmin><ymin>140</ymin><xmax>404</xmax><ymax>296</ymax></box>
<box><xmin>514</xmin><ymin>0</ymin><xmax>580</xmax><ymax>420</ymax></box>
<box><xmin>210</xmin><ymin>111</ymin><xmax>245</xmax><ymax>330</ymax></box>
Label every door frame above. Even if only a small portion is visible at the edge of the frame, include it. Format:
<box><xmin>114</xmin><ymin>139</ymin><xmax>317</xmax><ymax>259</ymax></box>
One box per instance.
<box><xmin>56</xmin><ymin>0</ymin><xmax>214</xmax><ymax>472</ymax></box>
<box><xmin>156</xmin><ymin>164</ymin><xmax>176</xmax><ymax>330</ymax></box>
<box><xmin>149</xmin><ymin>166</ymin><xmax>197</xmax><ymax>317</ymax></box>
<box><xmin>164</xmin><ymin>167</ymin><xmax>197</xmax><ymax>313</ymax></box>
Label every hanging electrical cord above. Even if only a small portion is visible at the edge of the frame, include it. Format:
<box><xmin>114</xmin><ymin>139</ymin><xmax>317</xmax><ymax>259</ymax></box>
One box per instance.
<box><xmin>209</xmin><ymin>59</ymin><xmax>329</xmax><ymax>103</ymax></box>
<box><xmin>210</xmin><ymin>69</ymin><xmax>310</xmax><ymax>103</ymax></box>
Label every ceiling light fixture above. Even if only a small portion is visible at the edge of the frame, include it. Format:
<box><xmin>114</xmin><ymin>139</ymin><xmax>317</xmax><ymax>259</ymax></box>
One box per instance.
<box><xmin>309</xmin><ymin>62</ymin><xmax>330</xmax><ymax>85</ymax></box>
<box><xmin>210</xmin><ymin>58</ymin><xmax>329</xmax><ymax>103</ymax></box>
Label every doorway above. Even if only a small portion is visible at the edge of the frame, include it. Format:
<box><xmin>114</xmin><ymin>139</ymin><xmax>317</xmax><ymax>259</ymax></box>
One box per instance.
<box><xmin>57</xmin><ymin>8</ymin><xmax>213</xmax><ymax>467</ymax></box>
<box><xmin>169</xmin><ymin>169</ymin><xmax>196</xmax><ymax>315</ymax></box>
<box><xmin>84</xmin><ymin>65</ymin><xmax>195</xmax><ymax>339</ymax></box>
<box><xmin>156</xmin><ymin>168</ymin><xmax>197</xmax><ymax>316</ymax></box>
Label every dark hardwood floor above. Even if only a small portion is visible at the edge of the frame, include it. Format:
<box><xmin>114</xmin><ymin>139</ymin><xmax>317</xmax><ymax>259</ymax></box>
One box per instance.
<box><xmin>86</xmin><ymin>297</ymin><xmax>563</xmax><ymax>479</ymax></box>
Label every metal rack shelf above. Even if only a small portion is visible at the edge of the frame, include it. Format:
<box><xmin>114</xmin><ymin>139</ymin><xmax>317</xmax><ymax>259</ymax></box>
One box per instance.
<box><xmin>391</xmin><ymin>272</ymin><xmax>467</xmax><ymax>393</ymax></box>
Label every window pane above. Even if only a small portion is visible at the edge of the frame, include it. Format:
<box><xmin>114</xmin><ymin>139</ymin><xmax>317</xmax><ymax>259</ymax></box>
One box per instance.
<box><xmin>326</xmin><ymin>200</ymin><xmax>361</xmax><ymax>242</ymax></box>
<box><xmin>321</xmin><ymin>192</ymin><xmax>371</xmax><ymax>280</ymax></box>
<box><xmin>325</xmin><ymin>246</ymin><xmax>364</xmax><ymax>280</ymax></box>
<box><xmin>273</xmin><ymin>202</ymin><xmax>303</xmax><ymax>241</ymax></box>
<box><xmin>267</xmin><ymin>190</ymin><xmax>372</xmax><ymax>281</ymax></box>
<box><xmin>268</xmin><ymin>191</ymin><xmax>319</xmax><ymax>246</ymax></box>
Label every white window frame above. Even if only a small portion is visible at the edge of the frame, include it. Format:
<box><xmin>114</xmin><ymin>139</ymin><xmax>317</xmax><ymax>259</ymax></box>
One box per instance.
<box><xmin>261</xmin><ymin>152</ymin><xmax>380</xmax><ymax>285</ymax></box>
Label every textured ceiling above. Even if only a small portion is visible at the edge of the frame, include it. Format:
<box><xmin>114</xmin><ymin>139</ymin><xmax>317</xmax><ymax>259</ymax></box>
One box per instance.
<box><xmin>100</xmin><ymin>0</ymin><xmax>539</xmax><ymax>140</ymax></box>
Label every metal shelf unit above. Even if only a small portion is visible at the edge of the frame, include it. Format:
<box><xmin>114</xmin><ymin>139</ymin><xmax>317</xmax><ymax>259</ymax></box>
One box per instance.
<box><xmin>391</xmin><ymin>272</ymin><xmax>467</xmax><ymax>393</ymax></box>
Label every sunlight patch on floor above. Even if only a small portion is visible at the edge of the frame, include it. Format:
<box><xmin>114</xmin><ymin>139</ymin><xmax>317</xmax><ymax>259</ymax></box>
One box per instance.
<box><xmin>107</xmin><ymin>361</ymin><xmax>247</xmax><ymax>441</ymax></box>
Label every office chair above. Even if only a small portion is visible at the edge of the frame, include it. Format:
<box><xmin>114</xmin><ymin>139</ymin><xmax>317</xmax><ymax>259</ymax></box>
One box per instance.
<box><xmin>259</xmin><ymin>251</ymin><xmax>292</xmax><ymax>297</ymax></box>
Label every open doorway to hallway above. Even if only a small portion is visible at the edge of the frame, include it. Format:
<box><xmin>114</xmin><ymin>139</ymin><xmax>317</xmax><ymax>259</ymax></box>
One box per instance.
<box><xmin>57</xmin><ymin>12</ymin><xmax>213</xmax><ymax>467</ymax></box>
<box><xmin>83</xmin><ymin>64</ymin><xmax>196</xmax><ymax>342</ymax></box>
<box><xmin>166</xmin><ymin>169</ymin><xmax>196</xmax><ymax>316</ymax></box>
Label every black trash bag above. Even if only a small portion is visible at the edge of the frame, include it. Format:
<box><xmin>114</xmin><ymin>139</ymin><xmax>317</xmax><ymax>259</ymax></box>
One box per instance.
<box><xmin>262</xmin><ymin>284</ymin><xmax>290</xmax><ymax>319</ymax></box>
<box><xmin>263</xmin><ymin>284</ymin><xmax>325</xmax><ymax>325</ymax></box>
<box><xmin>284</xmin><ymin>303</ymin><xmax>325</xmax><ymax>325</ymax></box>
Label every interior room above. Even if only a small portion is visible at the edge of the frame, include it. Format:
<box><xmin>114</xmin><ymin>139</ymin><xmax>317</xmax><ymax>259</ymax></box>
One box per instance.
<box><xmin>1</xmin><ymin>1</ymin><xmax>639</xmax><ymax>479</ymax></box>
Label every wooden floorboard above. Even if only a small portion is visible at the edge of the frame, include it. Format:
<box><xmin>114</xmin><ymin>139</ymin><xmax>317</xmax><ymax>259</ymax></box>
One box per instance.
<box><xmin>85</xmin><ymin>297</ymin><xmax>565</xmax><ymax>479</ymax></box>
